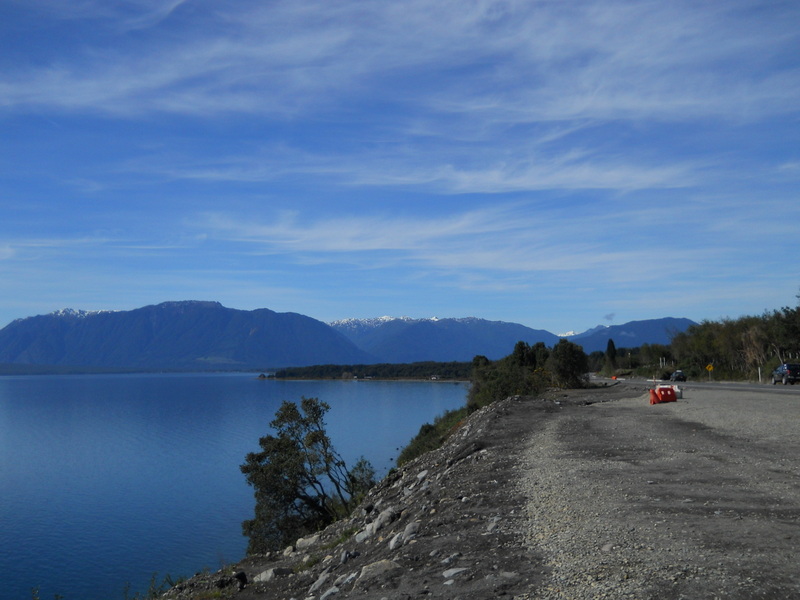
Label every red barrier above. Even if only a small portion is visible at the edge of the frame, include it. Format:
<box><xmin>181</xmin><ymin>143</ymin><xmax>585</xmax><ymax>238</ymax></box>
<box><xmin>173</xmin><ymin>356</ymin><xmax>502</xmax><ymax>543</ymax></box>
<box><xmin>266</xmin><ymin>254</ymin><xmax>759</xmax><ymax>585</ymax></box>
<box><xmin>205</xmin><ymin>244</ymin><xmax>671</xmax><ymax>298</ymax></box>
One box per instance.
<box><xmin>649</xmin><ymin>389</ymin><xmax>659</xmax><ymax>405</ymax></box>
<box><xmin>650</xmin><ymin>386</ymin><xmax>677</xmax><ymax>404</ymax></box>
<box><xmin>658</xmin><ymin>386</ymin><xmax>677</xmax><ymax>403</ymax></box>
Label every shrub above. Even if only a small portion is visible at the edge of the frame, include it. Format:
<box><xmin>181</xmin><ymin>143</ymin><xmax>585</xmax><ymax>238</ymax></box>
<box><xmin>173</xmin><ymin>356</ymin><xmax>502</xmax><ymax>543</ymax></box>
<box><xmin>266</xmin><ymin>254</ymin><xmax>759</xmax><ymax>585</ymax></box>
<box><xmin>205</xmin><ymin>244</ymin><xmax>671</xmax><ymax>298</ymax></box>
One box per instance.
<box><xmin>240</xmin><ymin>397</ymin><xmax>375</xmax><ymax>554</ymax></box>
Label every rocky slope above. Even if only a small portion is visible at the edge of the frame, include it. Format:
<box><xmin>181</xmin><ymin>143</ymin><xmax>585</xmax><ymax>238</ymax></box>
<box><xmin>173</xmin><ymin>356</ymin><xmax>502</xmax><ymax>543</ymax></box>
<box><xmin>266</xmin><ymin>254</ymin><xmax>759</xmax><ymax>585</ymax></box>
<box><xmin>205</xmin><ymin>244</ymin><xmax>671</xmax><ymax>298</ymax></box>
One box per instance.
<box><xmin>160</xmin><ymin>382</ymin><xmax>800</xmax><ymax>599</ymax></box>
<box><xmin>162</xmin><ymin>391</ymin><xmax>569</xmax><ymax>600</ymax></box>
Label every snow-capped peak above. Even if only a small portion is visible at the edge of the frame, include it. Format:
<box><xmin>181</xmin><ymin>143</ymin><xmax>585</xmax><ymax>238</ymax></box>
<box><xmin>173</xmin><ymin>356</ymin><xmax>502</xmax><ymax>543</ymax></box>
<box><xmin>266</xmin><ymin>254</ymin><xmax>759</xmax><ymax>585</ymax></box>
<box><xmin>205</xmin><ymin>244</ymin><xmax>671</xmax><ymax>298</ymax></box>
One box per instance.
<box><xmin>329</xmin><ymin>316</ymin><xmax>413</xmax><ymax>329</ymax></box>
<box><xmin>330</xmin><ymin>315</ymin><xmax>462</xmax><ymax>330</ymax></box>
<box><xmin>558</xmin><ymin>324</ymin><xmax>610</xmax><ymax>338</ymax></box>
<box><xmin>49</xmin><ymin>308</ymin><xmax>115</xmax><ymax>319</ymax></box>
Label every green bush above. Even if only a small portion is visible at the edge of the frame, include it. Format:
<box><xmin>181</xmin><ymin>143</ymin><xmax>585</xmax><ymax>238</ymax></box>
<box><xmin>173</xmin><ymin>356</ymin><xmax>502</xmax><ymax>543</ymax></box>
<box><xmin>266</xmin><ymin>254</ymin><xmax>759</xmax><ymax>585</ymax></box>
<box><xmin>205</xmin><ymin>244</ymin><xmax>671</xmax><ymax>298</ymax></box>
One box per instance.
<box><xmin>396</xmin><ymin>406</ymin><xmax>468</xmax><ymax>467</ymax></box>
<box><xmin>240</xmin><ymin>397</ymin><xmax>375</xmax><ymax>554</ymax></box>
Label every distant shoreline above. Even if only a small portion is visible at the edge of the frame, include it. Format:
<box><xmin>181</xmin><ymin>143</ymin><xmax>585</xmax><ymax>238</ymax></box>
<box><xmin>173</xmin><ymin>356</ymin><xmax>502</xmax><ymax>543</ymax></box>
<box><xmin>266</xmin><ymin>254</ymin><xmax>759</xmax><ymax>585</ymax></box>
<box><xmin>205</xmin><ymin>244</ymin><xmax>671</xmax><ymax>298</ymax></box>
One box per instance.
<box><xmin>0</xmin><ymin>364</ymin><xmax>473</xmax><ymax>381</ymax></box>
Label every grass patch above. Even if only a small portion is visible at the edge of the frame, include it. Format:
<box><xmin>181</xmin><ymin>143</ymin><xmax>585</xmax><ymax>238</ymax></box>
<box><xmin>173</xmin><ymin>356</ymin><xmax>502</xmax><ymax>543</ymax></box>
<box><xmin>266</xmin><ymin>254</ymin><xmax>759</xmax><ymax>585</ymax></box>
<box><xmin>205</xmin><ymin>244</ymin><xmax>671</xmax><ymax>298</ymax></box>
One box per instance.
<box><xmin>293</xmin><ymin>554</ymin><xmax>322</xmax><ymax>574</ymax></box>
<box><xmin>321</xmin><ymin>526</ymin><xmax>359</xmax><ymax>550</ymax></box>
<box><xmin>396</xmin><ymin>406</ymin><xmax>469</xmax><ymax>467</ymax></box>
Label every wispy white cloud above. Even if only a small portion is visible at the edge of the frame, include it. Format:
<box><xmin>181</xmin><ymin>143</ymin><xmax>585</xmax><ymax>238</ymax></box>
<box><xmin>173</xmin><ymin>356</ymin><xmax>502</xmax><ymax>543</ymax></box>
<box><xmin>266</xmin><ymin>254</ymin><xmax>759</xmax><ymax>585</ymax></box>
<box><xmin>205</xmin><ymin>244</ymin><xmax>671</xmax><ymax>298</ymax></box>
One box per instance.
<box><xmin>2</xmin><ymin>0</ymin><xmax>797</xmax><ymax>124</ymax></box>
<box><xmin>8</xmin><ymin>236</ymin><xmax>113</xmax><ymax>251</ymax></box>
<box><xmin>1</xmin><ymin>232</ymin><xmax>201</xmax><ymax>263</ymax></box>
<box><xmin>190</xmin><ymin>199</ymin><xmax>724</xmax><ymax>287</ymax></box>
<box><xmin>123</xmin><ymin>138</ymin><xmax>701</xmax><ymax>194</ymax></box>
<box><xmin>196</xmin><ymin>208</ymin><xmax>511</xmax><ymax>254</ymax></box>
<box><xmin>121</xmin><ymin>0</ymin><xmax>191</xmax><ymax>31</ymax></box>
<box><xmin>414</xmin><ymin>158</ymin><xmax>696</xmax><ymax>193</ymax></box>
<box><xmin>4</xmin><ymin>0</ymin><xmax>789</xmax><ymax>204</ymax></box>
<box><xmin>2</xmin><ymin>0</ymin><xmax>191</xmax><ymax>29</ymax></box>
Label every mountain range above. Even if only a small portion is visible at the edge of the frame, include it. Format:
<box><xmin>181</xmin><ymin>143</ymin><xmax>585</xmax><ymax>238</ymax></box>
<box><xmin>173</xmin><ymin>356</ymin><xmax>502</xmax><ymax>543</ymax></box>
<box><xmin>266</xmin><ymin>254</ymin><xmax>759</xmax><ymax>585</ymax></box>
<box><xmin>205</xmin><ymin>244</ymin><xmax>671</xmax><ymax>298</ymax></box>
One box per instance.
<box><xmin>0</xmin><ymin>301</ymin><xmax>695</xmax><ymax>371</ymax></box>
<box><xmin>329</xmin><ymin>316</ymin><xmax>561</xmax><ymax>363</ymax></box>
<box><xmin>564</xmin><ymin>317</ymin><xmax>696</xmax><ymax>353</ymax></box>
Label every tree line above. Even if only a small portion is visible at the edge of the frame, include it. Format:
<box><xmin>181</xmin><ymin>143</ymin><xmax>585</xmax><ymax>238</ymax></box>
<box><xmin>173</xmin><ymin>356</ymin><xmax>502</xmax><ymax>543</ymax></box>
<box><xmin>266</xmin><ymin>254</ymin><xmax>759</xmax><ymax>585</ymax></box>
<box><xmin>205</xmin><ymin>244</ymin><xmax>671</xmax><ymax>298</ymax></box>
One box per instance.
<box><xmin>669</xmin><ymin>300</ymin><xmax>800</xmax><ymax>380</ymax></box>
<box><xmin>270</xmin><ymin>361</ymin><xmax>472</xmax><ymax>380</ymax></box>
<box><xmin>466</xmin><ymin>338</ymin><xmax>588</xmax><ymax>411</ymax></box>
<box><xmin>588</xmin><ymin>294</ymin><xmax>800</xmax><ymax>381</ymax></box>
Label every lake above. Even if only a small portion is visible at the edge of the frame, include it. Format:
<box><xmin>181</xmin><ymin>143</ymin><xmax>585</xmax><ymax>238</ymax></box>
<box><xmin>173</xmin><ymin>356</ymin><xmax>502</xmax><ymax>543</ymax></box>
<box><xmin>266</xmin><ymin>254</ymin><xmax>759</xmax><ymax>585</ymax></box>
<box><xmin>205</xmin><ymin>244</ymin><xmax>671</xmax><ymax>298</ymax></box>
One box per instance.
<box><xmin>0</xmin><ymin>373</ymin><xmax>469</xmax><ymax>600</ymax></box>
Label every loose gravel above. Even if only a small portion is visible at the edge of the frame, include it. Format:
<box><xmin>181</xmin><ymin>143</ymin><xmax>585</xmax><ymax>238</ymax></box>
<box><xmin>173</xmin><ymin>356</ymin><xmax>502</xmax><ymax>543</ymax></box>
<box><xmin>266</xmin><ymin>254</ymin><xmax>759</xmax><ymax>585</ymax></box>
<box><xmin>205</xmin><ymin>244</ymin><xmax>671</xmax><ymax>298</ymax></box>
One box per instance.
<box><xmin>518</xmin><ymin>383</ymin><xmax>800</xmax><ymax>599</ymax></box>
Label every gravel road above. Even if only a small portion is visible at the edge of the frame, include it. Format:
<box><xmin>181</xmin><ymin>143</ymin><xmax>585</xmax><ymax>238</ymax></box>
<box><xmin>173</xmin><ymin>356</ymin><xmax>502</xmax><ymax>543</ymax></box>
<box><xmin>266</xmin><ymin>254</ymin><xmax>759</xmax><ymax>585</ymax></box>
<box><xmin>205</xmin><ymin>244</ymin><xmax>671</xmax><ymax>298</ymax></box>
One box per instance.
<box><xmin>520</xmin><ymin>383</ymin><xmax>800</xmax><ymax>599</ymax></box>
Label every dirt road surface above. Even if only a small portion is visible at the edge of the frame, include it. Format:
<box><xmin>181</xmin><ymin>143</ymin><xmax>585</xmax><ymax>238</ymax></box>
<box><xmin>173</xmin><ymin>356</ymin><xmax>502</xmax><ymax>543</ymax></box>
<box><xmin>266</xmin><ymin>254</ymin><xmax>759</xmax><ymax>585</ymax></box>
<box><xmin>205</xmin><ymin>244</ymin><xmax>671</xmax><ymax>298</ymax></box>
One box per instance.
<box><xmin>523</xmin><ymin>383</ymin><xmax>800</xmax><ymax>599</ymax></box>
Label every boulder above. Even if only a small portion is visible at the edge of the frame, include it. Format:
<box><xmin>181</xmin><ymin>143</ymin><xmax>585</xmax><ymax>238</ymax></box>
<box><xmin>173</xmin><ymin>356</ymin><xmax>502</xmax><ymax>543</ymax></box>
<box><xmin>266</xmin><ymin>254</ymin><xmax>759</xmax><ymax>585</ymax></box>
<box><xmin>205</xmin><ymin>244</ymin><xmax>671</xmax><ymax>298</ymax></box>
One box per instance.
<box><xmin>296</xmin><ymin>533</ymin><xmax>320</xmax><ymax>551</ymax></box>
<box><xmin>252</xmin><ymin>567</ymin><xmax>292</xmax><ymax>583</ymax></box>
<box><xmin>358</xmin><ymin>559</ymin><xmax>402</xmax><ymax>583</ymax></box>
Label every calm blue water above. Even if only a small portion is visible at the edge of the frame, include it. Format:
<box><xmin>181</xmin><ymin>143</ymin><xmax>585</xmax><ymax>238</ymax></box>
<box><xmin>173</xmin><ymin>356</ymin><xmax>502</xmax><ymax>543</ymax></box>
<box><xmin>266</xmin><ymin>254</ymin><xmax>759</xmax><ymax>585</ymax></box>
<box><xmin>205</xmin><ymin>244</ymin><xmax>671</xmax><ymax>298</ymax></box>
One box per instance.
<box><xmin>0</xmin><ymin>373</ymin><xmax>468</xmax><ymax>600</ymax></box>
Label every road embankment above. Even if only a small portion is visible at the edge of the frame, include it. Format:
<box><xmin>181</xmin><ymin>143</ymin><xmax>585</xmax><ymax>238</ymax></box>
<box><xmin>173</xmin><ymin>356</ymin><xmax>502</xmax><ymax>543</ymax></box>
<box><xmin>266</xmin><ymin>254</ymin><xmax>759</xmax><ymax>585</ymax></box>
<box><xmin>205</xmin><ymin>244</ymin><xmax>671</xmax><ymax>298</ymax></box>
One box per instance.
<box><xmin>162</xmin><ymin>383</ymin><xmax>800</xmax><ymax>599</ymax></box>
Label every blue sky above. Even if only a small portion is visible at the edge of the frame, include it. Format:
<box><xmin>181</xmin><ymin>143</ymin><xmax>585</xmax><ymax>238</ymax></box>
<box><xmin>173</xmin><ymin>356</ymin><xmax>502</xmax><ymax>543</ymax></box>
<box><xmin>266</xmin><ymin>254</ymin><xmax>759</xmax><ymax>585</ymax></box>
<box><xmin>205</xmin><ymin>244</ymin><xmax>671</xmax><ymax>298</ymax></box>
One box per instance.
<box><xmin>2</xmin><ymin>0</ymin><xmax>799</xmax><ymax>334</ymax></box>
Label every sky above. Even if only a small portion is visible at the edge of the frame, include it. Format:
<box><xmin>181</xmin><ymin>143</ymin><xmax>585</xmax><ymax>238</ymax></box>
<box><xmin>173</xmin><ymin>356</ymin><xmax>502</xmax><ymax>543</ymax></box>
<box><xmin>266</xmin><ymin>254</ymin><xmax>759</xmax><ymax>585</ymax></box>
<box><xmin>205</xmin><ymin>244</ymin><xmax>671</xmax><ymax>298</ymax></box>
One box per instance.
<box><xmin>1</xmin><ymin>0</ymin><xmax>799</xmax><ymax>335</ymax></box>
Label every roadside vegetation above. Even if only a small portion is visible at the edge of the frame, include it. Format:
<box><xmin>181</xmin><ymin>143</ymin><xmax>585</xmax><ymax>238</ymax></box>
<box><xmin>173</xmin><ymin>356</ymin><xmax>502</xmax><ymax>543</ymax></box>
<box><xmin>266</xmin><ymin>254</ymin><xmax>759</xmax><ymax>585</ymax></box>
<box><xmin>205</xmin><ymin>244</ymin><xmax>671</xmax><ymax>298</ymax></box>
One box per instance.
<box><xmin>395</xmin><ymin>404</ymin><xmax>470</xmax><ymax>467</ymax></box>
<box><xmin>588</xmin><ymin>295</ymin><xmax>800</xmax><ymax>382</ymax></box>
<box><xmin>467</xmin><ymin>339</ymin><xmax>588</xmax><ymax>411</ymax></box>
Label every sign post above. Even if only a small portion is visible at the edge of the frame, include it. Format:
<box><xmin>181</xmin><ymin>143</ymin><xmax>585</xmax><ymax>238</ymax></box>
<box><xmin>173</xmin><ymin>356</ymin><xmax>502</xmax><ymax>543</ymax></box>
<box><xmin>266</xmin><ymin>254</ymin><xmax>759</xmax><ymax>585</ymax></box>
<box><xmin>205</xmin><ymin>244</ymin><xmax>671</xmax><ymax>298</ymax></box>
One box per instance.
<box><xmin>706</xmin><ymin>363</ymin><xmax>714</xmax><ymax>381</ymax></box>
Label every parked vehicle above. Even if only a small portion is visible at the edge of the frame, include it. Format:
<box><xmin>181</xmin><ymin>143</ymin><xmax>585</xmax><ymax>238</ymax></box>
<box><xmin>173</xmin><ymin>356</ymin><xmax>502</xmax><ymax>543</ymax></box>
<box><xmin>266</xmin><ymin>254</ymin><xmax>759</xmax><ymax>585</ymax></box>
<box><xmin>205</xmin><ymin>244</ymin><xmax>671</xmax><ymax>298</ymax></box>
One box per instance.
<box><xmin>669</xmin><ymin>370</ymin><xmax>687</xmax><ymax>382</ymax></box>
<box><xmin>771</xmin><ymin>363</ymin><xmax>800</xmax><ymax>385</ymax></box>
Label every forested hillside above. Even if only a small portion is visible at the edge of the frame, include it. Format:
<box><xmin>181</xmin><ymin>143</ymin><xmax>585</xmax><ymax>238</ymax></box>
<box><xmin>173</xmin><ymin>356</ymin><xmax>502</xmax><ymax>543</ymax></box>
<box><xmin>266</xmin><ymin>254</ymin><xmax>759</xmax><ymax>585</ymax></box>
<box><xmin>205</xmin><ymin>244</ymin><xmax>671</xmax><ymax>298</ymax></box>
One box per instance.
<box><xmin>0</xmin><ymin>301</ymin><xmax>373</xmax><ymax>370</ymax></box>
